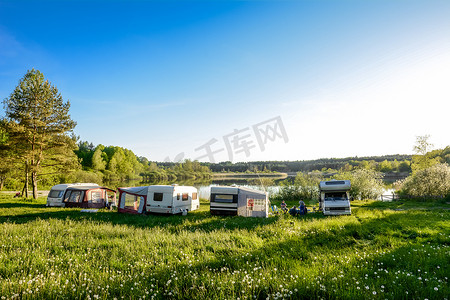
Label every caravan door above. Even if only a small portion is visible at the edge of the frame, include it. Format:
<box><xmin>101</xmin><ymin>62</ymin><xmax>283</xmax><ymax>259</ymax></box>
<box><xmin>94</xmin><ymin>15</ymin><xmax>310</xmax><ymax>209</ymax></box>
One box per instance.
<box><xmin>147</xmin><ymin>186</ymin><xmax>175</xmax><ymax>214</ymax></box>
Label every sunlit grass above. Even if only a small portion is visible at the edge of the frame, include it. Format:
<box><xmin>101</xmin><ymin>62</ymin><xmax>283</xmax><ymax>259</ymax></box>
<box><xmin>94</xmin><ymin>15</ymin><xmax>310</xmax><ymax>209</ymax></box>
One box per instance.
<box><xmin>0</xmin><ymin>194</ymin><xmax>448</xmax><ymax>299</ymax></box>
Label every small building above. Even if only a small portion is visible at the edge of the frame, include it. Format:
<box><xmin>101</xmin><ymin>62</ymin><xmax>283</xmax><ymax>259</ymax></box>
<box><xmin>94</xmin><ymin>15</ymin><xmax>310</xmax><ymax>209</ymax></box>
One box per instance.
<box><xmin>62</xmin><ymin>185</ymin><xmax>116</xmax><ymax>209</ymax></box>
<box><xmin>210</xmin><ymin>186</ymin><xmax>268</xmax><ymax>218</ymax></box>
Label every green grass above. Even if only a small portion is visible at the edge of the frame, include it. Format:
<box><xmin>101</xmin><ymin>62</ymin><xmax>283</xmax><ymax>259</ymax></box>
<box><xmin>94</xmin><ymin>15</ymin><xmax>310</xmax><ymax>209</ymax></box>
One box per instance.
<box><xmin>0</xmin><ymin>194</ymin><xmax>448</xmax><ymax>299</ymax></box>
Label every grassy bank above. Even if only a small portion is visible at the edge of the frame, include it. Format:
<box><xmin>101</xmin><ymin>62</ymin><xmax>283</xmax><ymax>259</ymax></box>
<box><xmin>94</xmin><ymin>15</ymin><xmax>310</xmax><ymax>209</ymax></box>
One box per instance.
<box><xmin>0</xmin><ymin>194</ymin><xmax>448</xmax><ymax>299</ymax></box>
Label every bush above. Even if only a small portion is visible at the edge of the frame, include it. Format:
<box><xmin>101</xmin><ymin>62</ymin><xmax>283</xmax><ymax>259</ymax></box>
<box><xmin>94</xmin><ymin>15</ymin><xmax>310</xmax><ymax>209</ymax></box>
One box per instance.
<box><xmin>333</xmin><ymin>169</ymin><xmax>384</xmax><ymax>200</ymax></box>
<box><xmin>399</xmin><ymin>163</ymin><xmax>450</xmax><ymax>198</ymax></box>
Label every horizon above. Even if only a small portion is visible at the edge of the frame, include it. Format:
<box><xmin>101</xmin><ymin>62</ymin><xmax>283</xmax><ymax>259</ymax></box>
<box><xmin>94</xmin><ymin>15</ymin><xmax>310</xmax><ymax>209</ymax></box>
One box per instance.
<box><xmin>1</xmin><ymin>1</ymin><xmax>449</xmax><ymax>163</ymax></box>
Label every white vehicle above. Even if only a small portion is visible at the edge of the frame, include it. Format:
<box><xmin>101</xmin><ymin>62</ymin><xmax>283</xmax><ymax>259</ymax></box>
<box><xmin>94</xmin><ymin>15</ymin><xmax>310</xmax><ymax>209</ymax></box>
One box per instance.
<box><xmin>210</xmin><ymin>186</ymin><xmax>269</xmax><ymax>218</ymax></box>
<box><xmin>319</xmin><ymin>180</ymin><xmax>351</xmax><ymax>215</ymax></box>
<box><xmin>117</xmin><ymin>185</ymin><xmax>199</xmax><ymax>215</ymax></box>
<box><xmin>46</xmin><ymin>183</ymin><xmax>99</xmax><ymax>207</ymax></box>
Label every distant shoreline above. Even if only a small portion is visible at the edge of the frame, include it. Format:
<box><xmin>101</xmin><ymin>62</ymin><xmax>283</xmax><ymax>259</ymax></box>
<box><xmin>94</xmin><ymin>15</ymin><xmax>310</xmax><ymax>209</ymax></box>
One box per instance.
<box><xmin>212</xmin><ymin>172</ymin><xmax>288</xmax><ymax>180</ymax></box>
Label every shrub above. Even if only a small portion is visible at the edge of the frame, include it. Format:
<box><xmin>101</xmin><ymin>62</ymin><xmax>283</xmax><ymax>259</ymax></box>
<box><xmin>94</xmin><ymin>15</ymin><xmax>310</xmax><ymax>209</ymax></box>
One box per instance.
<box><xmin>399</xmin><ymin>163</ymin><xmax>450</xmax><ymax>198</ymax></box>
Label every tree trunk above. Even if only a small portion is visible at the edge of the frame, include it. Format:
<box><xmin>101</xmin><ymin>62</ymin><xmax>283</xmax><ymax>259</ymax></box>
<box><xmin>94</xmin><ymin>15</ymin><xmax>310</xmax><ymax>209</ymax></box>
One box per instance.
<box><xmin>0</xmin><ymin>176</ymin><xmax>4</xmax><ymax>191</ymax></box>
<box><xmin>22</xmin><ymin>161</ymin><xmax>29</xmax><ymax>198</ymax></box>
<box><xmin>31</xmin><ymin>170</ymin><xmax>38</xmax><ymax>199</ymax></box>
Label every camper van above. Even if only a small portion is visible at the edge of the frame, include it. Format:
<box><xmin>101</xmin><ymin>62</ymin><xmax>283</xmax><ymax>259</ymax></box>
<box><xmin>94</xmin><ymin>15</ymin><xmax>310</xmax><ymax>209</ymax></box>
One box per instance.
<box><xmin>146</xmin><ymin>185</ymin><xmax>199</xmax><ymax>214</ymax></box>
<box><xmin>210</xmin><ymin>186</ymin><xmax>269</xmax><ymax>218</ymax></box>
<box><xmin>319</xmin><ymin>180</ymin><xmax>351</xmax><ymax>215</ymax></box>
<box><xmin>63</xmin><ymin>185</ymin><xmax>116</xmax><ymax>209</ymax></box>
<box><xmin>46</xmin><ymin>183</ymin><xmax>99</xmax><ymax>207</ymax></box>
<box><xmin>117</xmin><ymin>185</ymin><xmax>199</xmax><ymax>215</ymax></box>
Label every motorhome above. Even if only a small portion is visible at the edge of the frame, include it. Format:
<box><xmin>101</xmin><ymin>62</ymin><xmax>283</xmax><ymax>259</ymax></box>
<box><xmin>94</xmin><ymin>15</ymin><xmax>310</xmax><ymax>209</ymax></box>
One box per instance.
<box><xmin>46</xmin><ymin>183</ymin><xmax>99</xmax><ymax>207</ymax></box>
<box><xmin>319</xmin><ymin>180</ymin><xmax>351</xmax><ymax>215</ymax></box>
<box><xmin>62</xmin><ymin>185</ymin><xmax>116</xmax><ymax>209</ymax></box>
<box><xmin>117</xmin><ymin>185</ymin><xmax>199</xmax><ymax>215</ymax></box>
<box><xmin>210</xmin><ymin>186</ymin><xmax>269</xmax><ymax>218</ymax></box>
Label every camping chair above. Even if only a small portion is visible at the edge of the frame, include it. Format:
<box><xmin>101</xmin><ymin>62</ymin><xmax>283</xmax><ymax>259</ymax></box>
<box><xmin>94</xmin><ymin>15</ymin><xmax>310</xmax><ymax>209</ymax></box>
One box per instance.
<box><xmin>271</xmin><ymin>205</ymin><xmax>279</xmax><ymax>215</ymax></box>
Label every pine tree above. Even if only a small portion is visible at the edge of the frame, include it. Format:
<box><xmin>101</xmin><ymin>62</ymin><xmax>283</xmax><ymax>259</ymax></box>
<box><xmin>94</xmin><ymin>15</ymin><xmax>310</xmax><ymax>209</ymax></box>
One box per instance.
<box><xmin>3</xmin><ymin>69</ymin><xmax>78</xmax><ymax>199</ymax></box>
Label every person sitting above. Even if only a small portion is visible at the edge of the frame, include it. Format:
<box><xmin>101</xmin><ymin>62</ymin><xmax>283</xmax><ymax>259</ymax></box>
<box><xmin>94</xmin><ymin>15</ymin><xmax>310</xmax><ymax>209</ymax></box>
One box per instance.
<box><xmin>280</xmin><ymin>200</ymin><xmax>288</xmax><ymax>213</ymax></box>
<box><xmin>289</xmin><ymin>206</ymin><xmax>298</xmax><ymax>216</ymax></box>
<box><xmin>298</xmin><ymin>200</ymin><xmax>306</xmax><ymax>215</ymax></box>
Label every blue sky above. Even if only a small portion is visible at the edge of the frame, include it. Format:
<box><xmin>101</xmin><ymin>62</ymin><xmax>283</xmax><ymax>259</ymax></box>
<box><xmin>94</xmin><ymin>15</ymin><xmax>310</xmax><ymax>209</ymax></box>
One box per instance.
<box><xmin>1</xmin><ymin>0</ymin><xmax>449</xmax><ymax>163</ymax></box>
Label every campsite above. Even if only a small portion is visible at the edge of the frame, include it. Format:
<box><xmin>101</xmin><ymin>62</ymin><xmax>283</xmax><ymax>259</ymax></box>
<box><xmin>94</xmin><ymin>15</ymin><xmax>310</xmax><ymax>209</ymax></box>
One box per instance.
<box><xmin>0</xmin><ymin>192</ymin><xmax>448</xmax><ymax>299</ymax></box>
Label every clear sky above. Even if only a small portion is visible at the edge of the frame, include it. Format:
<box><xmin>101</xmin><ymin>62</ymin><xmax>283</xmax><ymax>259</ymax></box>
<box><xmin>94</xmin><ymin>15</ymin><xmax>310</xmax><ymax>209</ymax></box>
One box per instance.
<box><xmin>1</xmin><ymin>0</ymin><xmax>449</xmax><ymax>163</ymax></box>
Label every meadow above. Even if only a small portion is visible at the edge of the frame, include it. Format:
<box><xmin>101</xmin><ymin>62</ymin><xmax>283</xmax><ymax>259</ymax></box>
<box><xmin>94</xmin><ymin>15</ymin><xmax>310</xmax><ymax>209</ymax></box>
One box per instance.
<box><xmin>0</xmin><ymin>194</ymin><xmax>448</xmax><ymax>299</ymax></box>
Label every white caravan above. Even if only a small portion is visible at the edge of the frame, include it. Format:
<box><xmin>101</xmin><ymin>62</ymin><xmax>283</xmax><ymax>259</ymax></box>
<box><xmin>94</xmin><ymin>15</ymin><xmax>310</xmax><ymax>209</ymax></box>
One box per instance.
<box><xmin>210</xmin><ymin>186</ymin><xmax>269</xmax><ymax>218</ymax></box>
<box><xmin>117</xmin><ymin>185</ymin><xmax>199</xmax><ymax>215</ymax></box>
<box><xmin>46</xmin><ymin>183</ymin><xmax>99</xmax><ymax>207</ymax></box>
<box><xmin>146</xmin><ymin>185</ymin><xmax>199</xmax><ymax>214</ymax></box>
<box><xmin>319</xmin><ymin>180</ymin><xmax>351</xmax><ymax>215</ymax></box>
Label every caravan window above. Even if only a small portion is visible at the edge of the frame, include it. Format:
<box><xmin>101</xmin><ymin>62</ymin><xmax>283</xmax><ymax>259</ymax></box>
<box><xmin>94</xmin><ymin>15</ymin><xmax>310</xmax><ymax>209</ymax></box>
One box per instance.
<box><xmin>89</xmin><ymin>190</ymin><xmax>103</xmax><ymax>203</ymax></box>
<box><xmin>124</xmin><ymin>194</ymin><xmax>139</xmax><ymax>209</ymax></box>
<box><xmin>212</xmin><ymin>194</ymin><xmax>236</xmax><ymax>203</ymax></box>
<box><xmin>48</xmin><ymin>189</ymin><xmax>64</xmax><ymax>198</ymax></box>
<box><xmin>154</xmin><ymin>193</ymin><xmax>163</xmax><ymax>201</ymax></box>
<box><xmin>182</xmin><ymin>193</ymin><xmax>189</xmax><ymax>201</ymax></box>
<box><xmin>325</xmin><ymin>192</ymin><xmax>347</xmax><ymax>200</ymax></box>
<box><xmin>177</xmin><ymin>193</ymin><xmax>180</xmax><ymax>200</ymax></box>
<box><xmin>192</xmin><ymin>192</ymin><xmax>198</xmax><ymax>200</ymax></box>
<box><xmin>67</xmin><ymin>191</ymin><xmax>82</xmax><ymax>203</ymax></box>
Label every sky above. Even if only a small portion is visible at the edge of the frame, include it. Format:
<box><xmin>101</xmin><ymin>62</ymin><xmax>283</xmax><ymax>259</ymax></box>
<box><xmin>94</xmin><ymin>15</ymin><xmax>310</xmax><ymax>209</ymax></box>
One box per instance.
<box><xmin>0</xmin><ymin>0</ymin><xmax>449</xmax><ymax>163</ymax></box>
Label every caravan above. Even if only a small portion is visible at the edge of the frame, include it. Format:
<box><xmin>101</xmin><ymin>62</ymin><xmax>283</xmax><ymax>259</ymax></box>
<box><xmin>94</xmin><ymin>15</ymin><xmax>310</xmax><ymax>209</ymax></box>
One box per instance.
<box><xmin>117</xmin><ymin>185</ymin><xmax>199</xmax><ymax>215</ymax></box>
<box><xmin>319</xmin><ymin>180</ymin><xmax>351</xmax><ymax>215</ymax></box>
<box><xmin>46</xmin><ymin>183</ymin><xmax>99</xmax><ymax>207</ymax></box>
<box><xmin>62</xmin><ymin>185</ymin><xmax>116</xmax><ymax>209</ymax></box>
<box><xmin>210</xmin><ymin>186</ymin><xmax>269</xmax><ymax>218</ymax></box>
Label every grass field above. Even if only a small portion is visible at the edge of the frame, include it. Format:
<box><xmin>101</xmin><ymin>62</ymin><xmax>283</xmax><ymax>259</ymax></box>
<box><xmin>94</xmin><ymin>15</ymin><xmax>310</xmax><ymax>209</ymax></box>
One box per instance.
<box><xmin>0</xmin><ymin>194</ymin><xmax>448</xmax><ymax>299</ymax></box>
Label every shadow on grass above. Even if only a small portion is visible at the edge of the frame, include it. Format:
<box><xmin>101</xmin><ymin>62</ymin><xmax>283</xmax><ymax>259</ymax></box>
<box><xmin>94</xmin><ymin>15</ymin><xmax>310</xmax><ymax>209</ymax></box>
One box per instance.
<box><xmin>0</xmin><ymin>201</ymin><xmax>46</xmax><ymax>209</ymax></box>
<box><xmin>0</xmin><ymin>203</ymin><xmax>280</xmax><ymax>232</ymax></box>
<box><xmin>353</xmin><ymin>199</ymin><xmax>450</xmax><ymax>210</ymax></box>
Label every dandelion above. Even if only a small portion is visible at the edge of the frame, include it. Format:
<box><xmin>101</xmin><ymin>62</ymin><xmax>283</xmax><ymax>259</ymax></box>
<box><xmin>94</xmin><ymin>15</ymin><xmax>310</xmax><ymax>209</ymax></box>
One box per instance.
<box><xmin>434</xmin><ymin>287</ymin><xmax>438</xmax><ymax>291</ymax></box>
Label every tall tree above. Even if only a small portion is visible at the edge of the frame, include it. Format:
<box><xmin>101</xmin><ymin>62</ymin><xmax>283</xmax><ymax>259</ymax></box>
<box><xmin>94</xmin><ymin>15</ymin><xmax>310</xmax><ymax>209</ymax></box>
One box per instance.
<box><xmin>3</xmin><ymin>69</ymin><xmax>77</xmax><ymax>199</ymax></box>
<box><xmin>411</xmin><ymin>135</ymin><xmax>439</xmax><ymax>174</ymax></box>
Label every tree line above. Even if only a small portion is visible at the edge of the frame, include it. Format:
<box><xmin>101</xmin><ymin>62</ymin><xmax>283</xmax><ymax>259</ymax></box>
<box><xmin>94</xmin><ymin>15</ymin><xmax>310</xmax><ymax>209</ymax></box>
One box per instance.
<box><xmin>204</xmin><ymin>155</ymin><xmax>413</xmax><ymax>174</ymax></box>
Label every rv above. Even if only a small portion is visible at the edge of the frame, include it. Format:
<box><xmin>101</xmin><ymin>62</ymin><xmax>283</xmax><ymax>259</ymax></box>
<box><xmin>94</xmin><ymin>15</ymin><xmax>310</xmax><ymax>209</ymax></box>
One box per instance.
<box><xmin>62</xmin><ymin>185</ymin><xmax>116</xmax><ymax>209</ymax></box>
<box><xmin>117</xmin><ymin>185</ymin><xmax>199</xmax><ymax>215</ymax></box>
<box><xmin>210</xmin><ymin>186</ymin><xmax>269</xmax><ymax>218</ymax></box>
<box><xmin>46</xmin><ymin>183</ymin><xmax>99</xmax><ymax>207</ymax></box>
<box><xmin>319</xmin><ymin>180</ymin><xmax>351</xmax><ymax>215</ymax></box>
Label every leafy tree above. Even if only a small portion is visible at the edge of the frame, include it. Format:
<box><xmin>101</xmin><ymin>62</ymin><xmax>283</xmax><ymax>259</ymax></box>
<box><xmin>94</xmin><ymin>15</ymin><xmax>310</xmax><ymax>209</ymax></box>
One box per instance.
<box><xmin>272</xmin><ymin>172</ymin><xmax>322</xmax><ymax>202</ymax></box>
<box><xmin>2</xmin><ymin>69</ymin><xmax>77</xmax><ymax>198</ymax></box>
<box><xmin>0</xmin><ymin>119</ymin><xmax>15</xmax><ymax>190</ymax></box>
<box><xmin>75</xmin><ymin>141</ymin><xmax>95</xmax><ymax>169</ymax></box>
<box><xmin>399</xmin><ymin>163</ymin><xmax>450</xmax><ymax>198</ymax></box>
<box><xmin>398</xmin><ymin>160</ymin><xmax>411</xmax><ymax>173</ymax></box>
<box><xmin>92</xmin><ymin>145</ymin><xmax>106</xmax><ymax>171</ymax></box>
<box><xmin>333</xmin><ymin>169</ymin><xmax>384</xmax><ymax>200</ymax></box>
<box><xmin>411</xmin><ymin>135</ymin><xmax>439</xmax><ymax>174</ymax></box>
